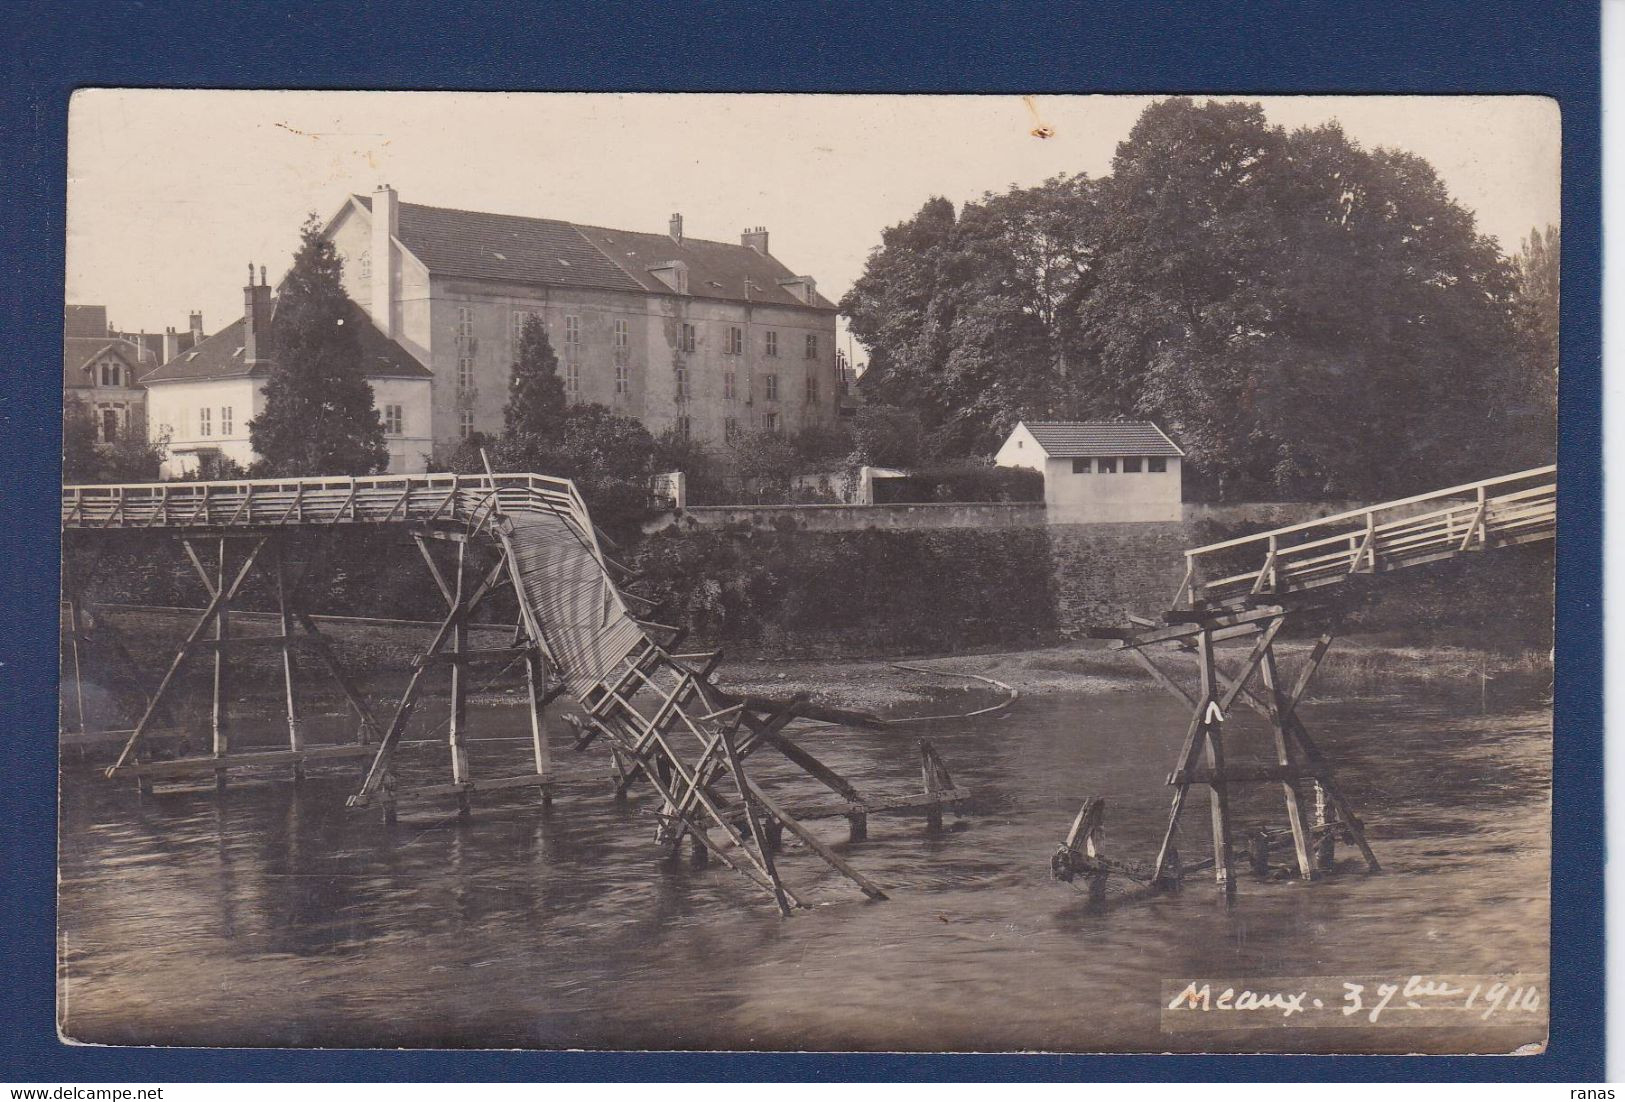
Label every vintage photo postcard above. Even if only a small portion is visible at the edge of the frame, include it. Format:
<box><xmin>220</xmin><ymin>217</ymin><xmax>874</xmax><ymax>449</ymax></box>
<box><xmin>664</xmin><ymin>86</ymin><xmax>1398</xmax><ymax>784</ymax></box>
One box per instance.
<box><xmin>57</xmin><ymin>90</ymin><xmax>1558</xmax><ymax>1055</ymax></box>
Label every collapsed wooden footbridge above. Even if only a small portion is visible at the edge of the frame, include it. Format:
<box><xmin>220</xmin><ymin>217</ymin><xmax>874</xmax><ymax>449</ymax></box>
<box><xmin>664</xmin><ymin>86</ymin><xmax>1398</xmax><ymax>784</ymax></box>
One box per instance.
<box><xmin>1055</xmin><ymin>464</ymin><xmax>1556</xmax><ymax>901</ymax></box>
<box><xmin>60</xmin><ymin>472</ymin><xmax>966</xmax><ymax>914</ymax></box>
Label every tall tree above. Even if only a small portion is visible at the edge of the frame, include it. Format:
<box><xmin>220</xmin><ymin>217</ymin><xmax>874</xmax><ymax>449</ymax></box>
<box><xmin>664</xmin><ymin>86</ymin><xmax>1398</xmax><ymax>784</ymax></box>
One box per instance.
<box><xmin>503</xmin><ymin>315</ymin><xmax>567</xmax><ymax>439</ymax></box>
<box><xmin>844</xmin><ymin>97</ymin><xmax>1550</xmax><ymax>500</ymax></box>
<box><xmin>1512</xmin><ymin>224</ymin><xmax>1560</xmax><ymax>446</ymax></box>
<box><xmin>248</xmin><ymin>215</ymin><xmax>387</xmax><ymax>476</ymax></box>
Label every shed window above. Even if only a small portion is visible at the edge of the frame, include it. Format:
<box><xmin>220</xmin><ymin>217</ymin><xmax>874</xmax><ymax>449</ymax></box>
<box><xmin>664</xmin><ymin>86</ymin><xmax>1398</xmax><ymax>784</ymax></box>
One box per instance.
<box><xmin>1148</xmin><ymin>456</ymin><xmax>1167</xmax><ymax>473</ymax></box>
<box><xmin>1071</xmin><ymin>458</ymin><xmax>1090</xmax><ymax>474</ymax></box>
<box><xmin>1124</xmin><ymin>456</ymin><xmax>1143</xmax><ymax>473</ymax></box>
<box><xmin>1097</xmin><ymin>457</ymin><xmax>1117</xmax><ymax>473</ymax></box>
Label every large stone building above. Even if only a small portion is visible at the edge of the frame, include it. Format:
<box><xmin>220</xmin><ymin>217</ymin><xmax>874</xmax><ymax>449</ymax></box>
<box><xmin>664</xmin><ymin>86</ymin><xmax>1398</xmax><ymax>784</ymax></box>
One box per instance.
<box><xmin>141</xmin><ymin>268</ymin><xmax>433</xmax><ymax>478</ymax></box>
<box><xmin>322</xmin><ymin>187</ymin><xmax>842</xmax><ymax>460</ymax></box>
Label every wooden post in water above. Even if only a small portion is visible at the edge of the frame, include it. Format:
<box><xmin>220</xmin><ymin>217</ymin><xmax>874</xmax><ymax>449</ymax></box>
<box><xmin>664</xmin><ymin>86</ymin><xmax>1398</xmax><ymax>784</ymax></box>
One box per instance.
<box><xmin>447</xmin><ymin>539</ymin><xmax>472</xmax><ymax>818</ymax></box>
<box><xmin>211</xmin><ymin>537</ymin><xmax>231</xmax><ymax>788</ymax></box>
<box><xmin>1258</xmin><ymin>641</ymin><xmax>1315</xmax><ymax>880</ymax></box>
<box><xmin>275</xmin><ymin>540</ymin><xmax>305</xmax><ymax>782</ymax></box>
<box><xmin>1197</xmin><ymin>627</ymin><xmax>1235</xmax><ymax>894</ymax></box>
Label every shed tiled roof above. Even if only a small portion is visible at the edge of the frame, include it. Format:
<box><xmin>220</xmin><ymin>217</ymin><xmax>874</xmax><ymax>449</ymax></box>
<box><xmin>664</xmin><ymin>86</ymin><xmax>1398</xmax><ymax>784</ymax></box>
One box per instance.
<box><xmin>140</xmin><ymin>300</ymin><xmax>432</xmax><ymax>384</ymax></box>
<box><xmin>353</xmin><ymin>196</ymin><xmax>835</xmax><ymax>310</ymax></box>
<box><xmin>1020</xmin><ymin>421</ymin><xmax>1184</xmax><ymax>457</ymax></box>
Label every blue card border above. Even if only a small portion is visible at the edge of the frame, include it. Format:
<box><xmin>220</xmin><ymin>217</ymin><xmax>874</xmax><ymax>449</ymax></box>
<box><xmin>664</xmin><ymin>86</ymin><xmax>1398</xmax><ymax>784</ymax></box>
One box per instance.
<box><xmin>0</xmin><ymin>0</ymin><xmax>1602</xmax><ymax>1083</ymax></box>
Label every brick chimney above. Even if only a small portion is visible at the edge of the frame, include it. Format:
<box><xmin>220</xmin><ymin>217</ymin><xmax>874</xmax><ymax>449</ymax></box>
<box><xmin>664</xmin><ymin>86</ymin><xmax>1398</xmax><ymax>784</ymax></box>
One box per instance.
<box><xmin>741</xmin><ymin>225</ymin><xmax>769</xmax><ymax>254</ymax></box>
<box><xmin>162</xmin><ymin>326</ymin><xmax>180</xmax><ymax>363</ymax></box>
<box><xmin>371</xmin><ymin>184</ymin><xmax>399</xmax><ymax>337</ymax></box>
<box><xmin>243</xmin><ymin>263</ymin><xmax>272</xmax><ymax>363</ymax></box>
<box><xmin>189</xmin><ymin>310</ymin><xmax>204</xmax><ymax>342</ymax></box>
<box><xmin>668</xmin><ymin>212</ymin><xmax>683</xmax><ymax>244</ymax></box>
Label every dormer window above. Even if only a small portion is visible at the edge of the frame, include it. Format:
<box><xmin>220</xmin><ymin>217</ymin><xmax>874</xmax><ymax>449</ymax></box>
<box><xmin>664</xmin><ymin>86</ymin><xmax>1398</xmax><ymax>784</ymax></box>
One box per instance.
<box><xmin>97</xmin><ymin>359</ymin><xmax>122</xmax><ymax>386</ymax></box>
<box><xmin>646</xmin><ymin>260</ymin><xmax>689</xmax><ymax>295</ymax></box>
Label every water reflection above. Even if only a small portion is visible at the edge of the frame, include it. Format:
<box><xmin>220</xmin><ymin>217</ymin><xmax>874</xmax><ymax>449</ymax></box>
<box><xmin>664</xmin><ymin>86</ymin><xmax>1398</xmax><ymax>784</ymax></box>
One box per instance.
<box><xmin>58</xmin><ymin>690</ymin><xmax>1550</xmax><ymax>1053</ymax></box>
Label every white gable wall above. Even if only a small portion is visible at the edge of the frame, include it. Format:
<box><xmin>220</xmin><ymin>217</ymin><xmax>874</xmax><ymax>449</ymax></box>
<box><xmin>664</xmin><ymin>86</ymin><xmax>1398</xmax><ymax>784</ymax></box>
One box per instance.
<box><xmin>993</xmin><ymin>421</ymin><xmax>1045</xmax><ymax>471</ymax></box>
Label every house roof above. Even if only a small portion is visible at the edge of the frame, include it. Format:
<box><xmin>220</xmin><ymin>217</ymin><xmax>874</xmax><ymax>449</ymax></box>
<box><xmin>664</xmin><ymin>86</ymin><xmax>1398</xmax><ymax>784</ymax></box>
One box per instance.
<box><xmin>64</xmin><ymin>305</ymin><xmax>109</xmax><ymax>339</ymax></box>
<box><xmin>351</xmin><ymin>196</ymin><xmax>836</xmax><ymax>311</ymax></box>
<box><xmin>140</xmin><ymin>299</ymin><xmax>433</xmax><ymax>384</ymax></box>
<box><xmin>63</xmin><ymin>336</ymin><xmax>150</xmax><ymax>388</ymax></box>
<box><xmin>1018</xmin><ymin>421</ymin><xmax>1184</xmax><ymax>458</ymax></box>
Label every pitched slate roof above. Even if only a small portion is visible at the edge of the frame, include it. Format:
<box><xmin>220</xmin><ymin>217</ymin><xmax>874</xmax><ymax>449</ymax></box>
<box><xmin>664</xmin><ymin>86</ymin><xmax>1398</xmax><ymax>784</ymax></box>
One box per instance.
<box><xmin>1020</xmin><ymin>421</ymin><xmax>1184</xmax><ymax>458</ymax></box>
<box><xmin>139</xmin><ymin>300</ymin><xmax>432</xmax><ymax>384</ymax></box>
<box><xmin>578</xmin><ymin>223</ymin><xmax>837</xmax><ymax>310</ymax></box>
<box><xmin>63</xmin><ymin>336</ymin><xmax>150</xmax><ymax>388</ymax></box>
<box><xmin>353</xmin><ymin>196</ymin><xmax>835</xmax><ymax>310</ymax></box>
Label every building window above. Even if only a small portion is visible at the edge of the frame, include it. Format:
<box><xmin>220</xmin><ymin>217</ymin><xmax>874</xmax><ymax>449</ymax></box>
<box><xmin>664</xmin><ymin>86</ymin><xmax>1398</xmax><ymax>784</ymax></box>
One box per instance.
<box><xmin>763</xmin><ymin>374</ymin><xmax>779</xmax><ymax>401</ymax></box>
<box><xmin>614</xmin><ymin>318</ymin><xmax>629</xmax><ymax>349</ymax></box>
<box><xmin>806</xmin><ymin>376</ymin><xmax>820</xmax><ymax>403</ymax></box>
<box><xmin>458</xmin><ymin>353</ymin><xmax>475</xmax><ymax>390</ymax></box>
<box><xmin>199</xmin><ymin>407</ymin><xmax>211</xmax><ymax>437</ymax></box>
<box><xmin>384</xmin><ymin>404</ymin><xmax>403</xmax><ymax>435</ymax></box>
<box><xmin>1072</xmin><ymin>458</ymin><xmax>1090</xmax><ymax>474</ymax></box>
<box><xmin>765</xmin><ymin>330</ymin><xmax>778</xmax><ymax>357</ymax></box>
<box><xmin>1148</xmin><ymin>456</ymin><xmax>1168</xmax><ymax>473</ymax></box>
<box><xmin>724</xmin><ymin>416</ymin><xmax>738</xmax><ymax>440</ymax></box>
<box><xmin>1123</xmin><ymin>456</ymin><xmax>1143</xmax><ymax>473</ymax></box>
<box><xmin>566</xmin><ymin>361</ymin><xmax>580</xmax><ymax>397</ymax></box>
<box><xmin>675</xmin><ymin>365</ymin><xmax>688</xmax><ymax>400</ymax></box>
<box><xmin>99</xmin><ymin>407</ymin><xmax>120</xmax><ymax>443</ymax></box>
<box><xmin>510</xmin><ymin>309</ymin><xmax>540</xmax><ymax>362</ymax></box>
<box><xmin>725</xmin><ymin>326</ymin><xmax>742</xmax><ymax>355</ymax></box>
<box><xmin>762</xmin><ymin>411</ymin><xmax>779</xmax><ymax>433</ymax></box>
<box><xmin>220</xmin><ymin>406</ymin><xmax>233</xmax><ymax>436</ymax></box>
<box><xmin>681</xmin><ymin>323</ymin><xmax>696</xmax><ymax>353</ymax></box>
<box><xmin>359</xmin><ymin>249</ymin><xmax>371</xmax><ymax>280</ymax></box>
<box><xmin>724</xmin><ymin>371</ymin><xmax>736</xmax><ymax>400</ymax></box>
<box><xmin>458</xmin><ymin>409</ymin><xmax>474</xmax><ymax>439</ymax></box>
<box><xmin>806</xmin><ymin>334</ymin><xmax>818</xmax><ymax>359</ymax></box>
<box><xmin>99</xmin><ymin>360</ymin><xmax>122</xmax><ymax>387</ymax></box>
<box><xmin>456</xmin><ymin>306</ymin><xmax>473</xmax><ymax>342</ymax></box>
<box><xmin>1097</xmin><ymin>457</ymin><xmax>1118</xmax><ymax>473</ymax></box>
<box><xmin>676</xmin><ymin>414</ymin><xmax>691</xmax><ymax>440</ymax></box>
<box><xmin>615</xmin><ymin>362</ymin><xmax>628</xmax><ymax>395</ymax></box>
<box><xmin>564</xmin><ymin>315</ymin><xmax>581</xmax><ymax>347</ymax></box>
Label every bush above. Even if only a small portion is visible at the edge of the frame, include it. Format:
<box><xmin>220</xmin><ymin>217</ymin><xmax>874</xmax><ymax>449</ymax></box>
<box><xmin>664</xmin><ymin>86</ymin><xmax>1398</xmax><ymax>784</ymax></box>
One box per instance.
<box><xmin>630</xmin><ymin>525</ymin><xmax>1057</xmax><ymax>655</ymax></box>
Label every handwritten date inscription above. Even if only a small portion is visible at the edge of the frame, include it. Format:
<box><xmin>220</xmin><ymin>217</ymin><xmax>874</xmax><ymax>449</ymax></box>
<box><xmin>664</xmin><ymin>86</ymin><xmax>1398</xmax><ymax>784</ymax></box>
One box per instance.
<box><xmin>1161</xmin><ymin>974</ymin><xmax>1546</xmax><ymax>1031</ymax></box>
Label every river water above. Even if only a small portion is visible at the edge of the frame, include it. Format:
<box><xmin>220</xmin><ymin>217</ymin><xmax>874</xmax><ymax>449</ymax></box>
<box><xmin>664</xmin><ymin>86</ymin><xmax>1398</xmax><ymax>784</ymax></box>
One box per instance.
<box><xmin>58</xmin><ymin>683</ymin><xmax>1550</xmax><ymax>1054</ymax></box>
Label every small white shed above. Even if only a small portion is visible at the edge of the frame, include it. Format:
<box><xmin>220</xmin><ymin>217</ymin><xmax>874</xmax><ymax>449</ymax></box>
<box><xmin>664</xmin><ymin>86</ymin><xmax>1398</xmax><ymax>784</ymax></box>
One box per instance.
<box><xmin>995</xmin><ymin>420</ymin><xmax>1184</xmax><ymax>522</ymax></box>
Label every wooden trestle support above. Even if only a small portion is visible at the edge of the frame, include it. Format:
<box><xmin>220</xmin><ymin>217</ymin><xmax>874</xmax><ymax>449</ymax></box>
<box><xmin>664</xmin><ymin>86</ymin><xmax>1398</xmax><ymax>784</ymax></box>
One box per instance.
<box><xmin>61</xmin><ymin>470</ymin><xmax>972</xmax><ymax>914</ymax></box>
<box><xmin>346</xmin><ymin>529</ymin><xmax>557</xmax><ymax>819</ymax></box>
<box><xmin>71</xmin><ymin>531</ymin><xmax>385</xmax><ymax>791</ymax></box>
<box><xmin>1052</xmin><ymin>601</ymin><xmax>1379</xmax><ymax>902</ymax></box>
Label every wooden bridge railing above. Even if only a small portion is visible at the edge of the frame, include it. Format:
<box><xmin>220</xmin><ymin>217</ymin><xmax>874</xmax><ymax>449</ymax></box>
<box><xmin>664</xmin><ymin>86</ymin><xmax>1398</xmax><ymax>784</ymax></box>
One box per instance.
<box><xmin>61</xmin><ymin>472</ymin><xmax>590</xmax><ymax>537</ymax></box>
<box><xmin>1176</xmin><ymin>464</ymin><xmax>1557</xmax><ymax>608</ymax></box>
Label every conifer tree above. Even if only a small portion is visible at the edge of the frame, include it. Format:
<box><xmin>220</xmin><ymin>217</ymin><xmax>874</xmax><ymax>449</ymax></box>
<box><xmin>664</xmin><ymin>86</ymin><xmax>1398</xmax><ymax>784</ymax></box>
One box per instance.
<box><xmin>503</xmin><ymin>315</ymin><xmax>567</xmax><ymax>440</ymax></box>
<box><xmin>248</xmin><ymin>215</ymin><xmax>387</xmax><ymax>476</ymax></box>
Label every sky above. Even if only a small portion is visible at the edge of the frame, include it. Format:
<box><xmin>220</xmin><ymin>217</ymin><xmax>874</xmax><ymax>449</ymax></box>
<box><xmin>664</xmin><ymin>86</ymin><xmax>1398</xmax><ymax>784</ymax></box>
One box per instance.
<box><xmin>66</xmin><ymin>91</ymin><xmax>1561</xmax><ymax>360</ymax></box>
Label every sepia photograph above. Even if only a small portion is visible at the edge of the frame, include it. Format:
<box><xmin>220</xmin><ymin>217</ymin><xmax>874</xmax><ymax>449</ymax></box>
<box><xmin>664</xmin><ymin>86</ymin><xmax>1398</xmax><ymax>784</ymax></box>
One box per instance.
<box><xmin>56</xmin><ymin>90</ymin><xmax>1559</xmax><ymax>1055</ymax></box>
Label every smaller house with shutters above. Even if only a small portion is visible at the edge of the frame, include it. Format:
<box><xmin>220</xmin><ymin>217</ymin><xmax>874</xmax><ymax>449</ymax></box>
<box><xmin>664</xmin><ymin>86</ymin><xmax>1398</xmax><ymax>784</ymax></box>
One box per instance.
<box><xmin>995</xmin><ymin>420</ymin><xmax>1184</xmax><ymax>522</ymax></box>
<box><xmin>141</xmin><ymin>267</ymin><xmax>434</xmax><ymax>479</ymax></box>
